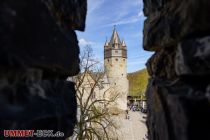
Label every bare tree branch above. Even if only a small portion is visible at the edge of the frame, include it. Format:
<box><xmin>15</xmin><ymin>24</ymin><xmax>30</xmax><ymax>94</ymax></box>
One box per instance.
<box><xmin>70</xmin><ymin>45</ymin><xmax>119</xmax><ymax>140</ymax></box>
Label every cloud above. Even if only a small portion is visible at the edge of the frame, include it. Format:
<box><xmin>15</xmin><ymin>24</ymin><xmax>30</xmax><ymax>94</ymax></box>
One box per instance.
<box><xmin>101</xmin><ymin>16</ymin><xmax>143</xmax><ymax>28</ymax></box>
<box><xmin>77</xmin><ymin>0</ymin><xmax>152</xmax><ymax>73</ymax></box>
<box><xmin>79</xmin><ymin>38</ymin><xmax>96</xmax><ymax>47</ymax></box>
<box><xmin>88</xmin><ymin>0</ymin><xmax>105</xmax><ymax>14</ymax></box>
<box><xmin>86</xmin><ymin>0</ymin><xmax>145</xmax><ymax>29</ymax></box>
<box><xmin>138</xmin><ymin>11</ymin><xmax>144</xmax><ymax>17</ymax></box>
<box><xmin>115</xmin><ymin>0</ymin><xmax>143</xmax><ymax>20</ymax></box>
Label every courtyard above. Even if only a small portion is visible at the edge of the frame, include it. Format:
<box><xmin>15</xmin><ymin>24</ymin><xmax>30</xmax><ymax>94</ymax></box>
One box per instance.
<box><xmin>115</xmin><ymin>111</ymin><xmax>148</xmax><ymax>140</ymax></box>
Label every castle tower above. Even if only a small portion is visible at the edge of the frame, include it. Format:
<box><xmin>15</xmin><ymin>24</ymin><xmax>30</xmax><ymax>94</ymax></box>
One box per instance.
<box><xmin>104</xmin><ymin>27</ymin><xmax>129</xmax><ymax>110</ymax></box>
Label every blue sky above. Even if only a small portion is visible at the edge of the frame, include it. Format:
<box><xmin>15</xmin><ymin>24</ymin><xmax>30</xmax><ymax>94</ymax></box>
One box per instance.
<box><xmin>76</xmin><ymin>0</ymin><xmax>153</xmax><ymax>73</ymax></box>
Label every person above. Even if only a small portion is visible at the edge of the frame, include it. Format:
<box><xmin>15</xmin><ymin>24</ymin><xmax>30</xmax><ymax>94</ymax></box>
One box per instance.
<box><xmin>125</xmin><ymin>110</ymin><xmax>129</xmax><ymax>119</ymax></box>
<box><xmin>127</xmin><ymin>112</ymin><xmax>130</xmax><ymax>120</ymax></box>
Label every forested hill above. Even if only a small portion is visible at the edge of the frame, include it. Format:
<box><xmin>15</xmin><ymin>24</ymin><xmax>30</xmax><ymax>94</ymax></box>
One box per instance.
<box><xmin>127</xmin><ymin>69</ymin><xmax>149</xmax><ymax>97</ymax></box>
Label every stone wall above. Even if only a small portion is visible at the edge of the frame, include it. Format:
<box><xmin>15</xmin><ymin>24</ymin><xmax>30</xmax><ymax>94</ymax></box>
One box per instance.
<box><xmin>0</xmin><ymin>0</ymin><xmax>87</xmax><ymax>139</ymax></box>
<box><xmin>143</xmin><ymin>0</ymin><xmax>210</xmax><ymax>140</ymax></box>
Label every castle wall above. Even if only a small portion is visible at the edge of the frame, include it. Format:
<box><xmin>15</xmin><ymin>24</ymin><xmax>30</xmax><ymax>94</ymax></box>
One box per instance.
<box><xmin>143</xmin><ymin>0</ymin><xmax>210</xmax><ymax>139</ymax></box>
<box><xmin>0</xmin><ymin>0</ymin><xmax>87</xmax><ymax>138</ymax></box>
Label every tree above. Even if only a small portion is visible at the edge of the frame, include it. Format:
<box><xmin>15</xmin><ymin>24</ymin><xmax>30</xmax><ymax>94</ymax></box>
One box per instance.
<box><xmin>69</xmin><ymin>45</ymin><xmax>120</xmax><ymax>140</ymax></box>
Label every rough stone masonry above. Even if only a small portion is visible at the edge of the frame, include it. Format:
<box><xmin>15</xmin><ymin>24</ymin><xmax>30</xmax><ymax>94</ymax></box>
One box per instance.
<box><xmin>0</xmin><ymin>0</ymin><xmax>87</xmax><ymax>139</ymax></box>
<box><xmin>143</xmin><ymin>0</ymin><xmax>210</xmax><ymax>140</ymax></box>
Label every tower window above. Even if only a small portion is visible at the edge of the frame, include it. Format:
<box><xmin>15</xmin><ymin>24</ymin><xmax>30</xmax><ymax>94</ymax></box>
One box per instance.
<box><xmin>107</xmin><ymin>59</ymin><xmax>109</xmax><ymax>62</ymax></box>
<box><xmin>115</xmin><ymin>58</ymin><xmax>118</xmax><ymax>61</ymax></box>
<box><xmin>123</xmin><ymin>59</ymin><xmax>125</xmax><ymax>61</ymax></box>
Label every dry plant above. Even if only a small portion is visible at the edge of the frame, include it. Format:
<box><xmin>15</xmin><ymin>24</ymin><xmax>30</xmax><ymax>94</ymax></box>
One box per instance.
<box><xmin>70</xmin><ymin>46</ymin><xmax>120</xmax><ymax>140</ymax></box>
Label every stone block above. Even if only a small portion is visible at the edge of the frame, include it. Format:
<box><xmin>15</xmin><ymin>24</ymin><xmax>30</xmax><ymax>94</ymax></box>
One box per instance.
<box><xmin>0</xmin><ymin>0</ymin><xmax>87</xmax><ymax>77</ymax></box>
<box><xmin>0</xmin><ymin>69</ymin><xmax>77</xmax><ymax>139</ymax></box>
<box><xmin>143</xmin><ymin>0</ymin><xmax>210</xmax><ymax>51</ymax></box>
<box><xmin>146</xmin><ymin>79</ymin><xmax>210</xmax><ymax>140</ymax></box>
<box><xmin>146</xmin><ymin>47</ymin><xmax>177</xmax><ymax>80</ymax></box>
<box><xmin>43</xmin><ymin>0</ymin><xmax>87</xmax><ymax>31</ymax></box>
<box><xmin>175</xmin><ymin>36</ymin><xmax>210</xmax><ymax>76</ymax></box>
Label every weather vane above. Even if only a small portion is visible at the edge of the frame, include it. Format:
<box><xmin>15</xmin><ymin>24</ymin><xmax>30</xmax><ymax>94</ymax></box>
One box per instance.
<box><xmin>114</xmin><ymin>25</ymin><xmax>116</xmax><ymax>29</ymax></box>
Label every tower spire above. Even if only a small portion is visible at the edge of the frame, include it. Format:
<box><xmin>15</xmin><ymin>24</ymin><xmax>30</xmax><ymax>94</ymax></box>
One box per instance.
<box><xmin>110</xmin><ymin>25</ymin><xmax>121</xmax><ymax>44</ymax></box>
<box><xmin>122</xmin><ymin>39</ymin><xmax>126</xmax><ymax>47</ymax></box>
<box><xmin>103</xmin><ymin>26</ymin><xmax>128</xmax><ymax>110</ymax></box>
<box><xmin>104</xmin><ymin>37</ymin><xmax>109</xmax><ymax>46</ymax></box>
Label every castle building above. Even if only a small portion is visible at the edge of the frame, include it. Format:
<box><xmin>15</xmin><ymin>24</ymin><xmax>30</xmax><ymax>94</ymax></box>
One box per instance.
<box><xmin>104</xmin><ymin>27</ymin><xmax>129</xmax><ymax>110</ymax></box>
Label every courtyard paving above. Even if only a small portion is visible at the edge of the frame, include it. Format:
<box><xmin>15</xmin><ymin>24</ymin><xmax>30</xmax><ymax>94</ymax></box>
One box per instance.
<box><xmin>115</xmin><ymin>111</ymin><xmax>148</xmax><ymax>140</ymax></box>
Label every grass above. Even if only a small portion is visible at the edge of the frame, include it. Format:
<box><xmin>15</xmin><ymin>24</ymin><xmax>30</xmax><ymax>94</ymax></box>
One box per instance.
<box><xmin>127</xmin><ymin>68</ymin><xmax>149</xmax><ymax>98</ymax></box>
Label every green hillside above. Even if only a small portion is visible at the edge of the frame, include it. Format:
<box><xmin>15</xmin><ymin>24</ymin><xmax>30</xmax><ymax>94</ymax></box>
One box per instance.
<box><xmin>127</xmin><ymin>69</ymin><xmax>149</xmax><ymax>97</ymax></box>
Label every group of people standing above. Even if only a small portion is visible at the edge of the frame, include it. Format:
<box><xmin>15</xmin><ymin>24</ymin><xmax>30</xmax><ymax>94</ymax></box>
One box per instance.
<box><xmin>125</xmin><ymin>102</ymin><xmax>140</xmax><ymax>119</ymax></box>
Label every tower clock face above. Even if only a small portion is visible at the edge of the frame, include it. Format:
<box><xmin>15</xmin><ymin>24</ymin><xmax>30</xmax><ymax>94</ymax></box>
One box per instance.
<box><xmin>112</xmin><ymin>50</ymin><xmax>122</xmax><ymax>57</ymax></box>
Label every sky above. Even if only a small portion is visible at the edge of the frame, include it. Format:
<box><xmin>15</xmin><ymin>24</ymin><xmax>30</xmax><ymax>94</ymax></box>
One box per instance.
<box><xmin>76</xmin><ymin>0</ymin><xmax>153</xmax><ymax>73</ymax></box>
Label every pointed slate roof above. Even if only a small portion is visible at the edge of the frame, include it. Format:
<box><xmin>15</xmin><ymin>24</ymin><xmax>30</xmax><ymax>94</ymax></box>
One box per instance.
<box><xmin>104</xmin><ymin>38</ymin><xmax>109</xmax><ymax>46</ymax></box>
<box><xmin>122</xmin><ymin>39</ymin><xmax>126</xmax><ymax>46</ymax></box>
<box><xmin>109</xmin><ymin>27</ymin><xmax>121</xmax><ymax>44</ymax></box>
